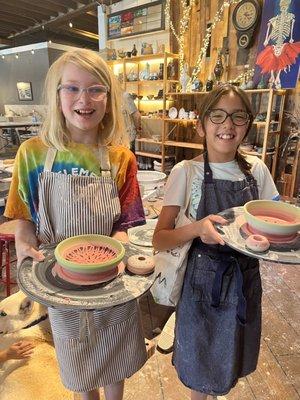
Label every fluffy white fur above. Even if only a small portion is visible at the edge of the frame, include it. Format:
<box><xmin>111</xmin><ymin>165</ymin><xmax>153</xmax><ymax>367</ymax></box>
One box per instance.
<box><xmin>0</xmin><ymin>291</ymin><xmax>73</xmax><ymax>400</ymax></box>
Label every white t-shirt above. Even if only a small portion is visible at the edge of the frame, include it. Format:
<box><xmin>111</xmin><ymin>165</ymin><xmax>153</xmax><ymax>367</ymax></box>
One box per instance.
<box><xmin>163</xmin><ymin>155</ymin><xmax>279</xmax><ymax>220</ymax></box>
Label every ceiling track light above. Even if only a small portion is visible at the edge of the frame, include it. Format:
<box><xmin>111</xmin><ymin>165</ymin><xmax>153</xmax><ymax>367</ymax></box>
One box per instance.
<box><xmin>15</xmin><ymin>54</ymin><xmax>19</xmax><ymax>59</ymax></box>
<box><xmin>31</xmin><ymin>49</ymin><xmax>35</xmax><ymax>54</ymax></box>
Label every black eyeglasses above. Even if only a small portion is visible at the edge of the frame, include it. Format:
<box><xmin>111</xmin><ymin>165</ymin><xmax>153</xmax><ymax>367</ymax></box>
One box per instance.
<box><xmin>207</xmin><ymin>109</ymin><xmax>250</xmax><ymax>126</ymax></box>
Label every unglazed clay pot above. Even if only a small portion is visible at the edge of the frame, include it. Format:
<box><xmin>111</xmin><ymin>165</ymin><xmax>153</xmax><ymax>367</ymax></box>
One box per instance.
<box><xmin>244</xmin><ymin>200</ymin><xmax>300</xmax><ymax>239</ymax></box>
<box><xmin>54</xmin><ymin>234</ymin><xmax>125</xmax><ymax>274</ymax></box>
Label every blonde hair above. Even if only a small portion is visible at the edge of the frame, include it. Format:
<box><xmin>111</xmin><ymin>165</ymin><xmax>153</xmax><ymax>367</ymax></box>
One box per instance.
<box><xmin>198</xmin><ymin>84</ymin><xmax>254</xmax><ymax>174</ymax></box>
<box><xmin>40</xmin><ymin>48</ymin><xmax>128</xmax><ymax>151</ymax></box>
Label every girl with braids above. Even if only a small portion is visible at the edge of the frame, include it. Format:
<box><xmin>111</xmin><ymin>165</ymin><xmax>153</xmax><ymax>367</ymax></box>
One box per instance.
<box><xmin>153</xmin><ymin>84</ymin><xmax>279</xmax><ymax>399</ymax></box>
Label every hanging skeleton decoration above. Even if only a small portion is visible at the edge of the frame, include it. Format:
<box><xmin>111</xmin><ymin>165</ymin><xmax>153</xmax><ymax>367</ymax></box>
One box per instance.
<box><xmin>256</xmin><ymin>0</ymin><xmax>300</xmax><ymax>88</ymax></box>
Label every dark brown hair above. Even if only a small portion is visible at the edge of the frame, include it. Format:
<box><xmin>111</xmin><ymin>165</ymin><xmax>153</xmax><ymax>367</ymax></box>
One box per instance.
<box><xmin>198</xmin><ymin>84</ymin><xmax>254</xmax><ymax>174</ymax></box>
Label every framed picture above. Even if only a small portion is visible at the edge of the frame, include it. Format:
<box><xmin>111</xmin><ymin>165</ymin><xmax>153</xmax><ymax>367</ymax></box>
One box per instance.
<box><xmin>16</xmin><ymin>81</ymin><xmax>33</xmax><ymax>101</ymax></box>
<box><xmin>107</xmin><ymin>0</ymin><xmax>165</xmax><ymax>40</ymax></box>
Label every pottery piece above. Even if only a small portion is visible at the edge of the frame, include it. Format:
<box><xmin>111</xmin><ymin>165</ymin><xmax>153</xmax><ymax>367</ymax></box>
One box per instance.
<box><xmin>158</xmin><ymin>63</ymin><xmax>164</xmax><ymax>80</ymax></box>
<box><xmin>205</xmin><ymin>77</ymin><xmax>213</xmax><ymax>92</ymax></box>
<box><xmin>257</xmin><ymin>76</ymin><xmax>267</xmax><ymax>89</ymax></box>
<box><xmin>55</xmin><ymin>234</ymin><xmax>125</xmax><ymax>274</ymax></box>
<box><xmin>141</xmin><ymin>43</ymin><xmax>153</xmax><ymax>55</ymax></box>
<box><xmin>137</xmin><ymin>170</ymin><xmax>166</xmax><ymax>191</ymax></box>
<box><xmin>118</xmin><ymin>50</ymin><xmax>126</xmax><ymax>59</ymax></box>
<box><xmin>168</xmin><ymin>107</ymin><xmax>178</xmax><ymax>119</ymax></box>
<box><xmin>178</xmin><ymin>107</ymin><xmax>186</xmax><ymax>119</ymax></box>
<box><xmin>131</xmin><ymin>44</ymin><xmax>137</xmax><ymax>56</ymax></box>
<box><xmin>139</xmin><ymin>62</ymin><xmax>150</xmax><ymax>80</ymax></box>
<box><xmin>213</xmin><ymin>50</ymin><xmax>224</xmax><ymax>83</ymax></box>
<box><xmin>127</xmin><ymin>254</ymin><xmax>154</xmax><ymax>275</ymax></box>
<box><xmin>128</xmin><ymin>219</ymin><xmax>158</xmax><ymax>247</ymax></box>
<box><xmin>167</xmin><ymin>61</ymin><xmax>176</xmax><ymax>79</ymax></box>
<box><xmin>244</xmin><ymin>200</ymin><xmax>300</xmax><ymax>239</ymax></box>
<box><xmin>245</xmin><ymin>234</ymin><xmax>270</xmax><ymax>253</ymax></box>
<box><xmin>180</xmin><ymin>63</ymin><xmax>190</xmax><ymax>93</ymax></box>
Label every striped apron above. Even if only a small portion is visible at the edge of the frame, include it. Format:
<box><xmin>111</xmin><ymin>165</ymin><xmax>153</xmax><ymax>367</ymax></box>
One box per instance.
<box><xmin>36</xmin><ymin>146</ymin><xmax>147</xmax><ymax>392</ymax></box>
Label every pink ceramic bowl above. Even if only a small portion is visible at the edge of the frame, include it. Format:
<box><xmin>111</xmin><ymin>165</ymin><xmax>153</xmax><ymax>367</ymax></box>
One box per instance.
<box><xmin>243</xmin><ymin>200</ymin><xmax>300</xmax><ymax>237</ymax></box>
<box><xmin>55</xmin><ymin>234</ymin><xmax>125</xmax><ymax>274</ymax></box>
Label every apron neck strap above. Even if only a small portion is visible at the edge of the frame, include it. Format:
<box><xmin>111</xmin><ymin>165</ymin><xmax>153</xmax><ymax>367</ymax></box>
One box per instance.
<box><xmin>44</xmin><ymin>147</ymin><xmax>57</xmax><ymax>172</ymax></box>
<box><xmin>203</xmin><ymin>152</ymin><xmax>214</xmax><ymax>183</ymax></box>
<box><xmin>98</xmin><ymin>146</ymin><xmax>112</xmax><ymax>178</ymax></box>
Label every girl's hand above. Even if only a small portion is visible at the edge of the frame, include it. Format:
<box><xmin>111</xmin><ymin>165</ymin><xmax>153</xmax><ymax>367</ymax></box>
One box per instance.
<box><xmin>16</xmin><ymin>241</ymin><xmax>45</xmax><ymax>268</ymax></box>
<box><xmin>194</xmin><ymin>215</ymin><xmax>227</xmax><ymax>245</ymax></box>
<box><xmin>6</xmin><ymin>341</ymin><xmax>35</xmax><ymax>360</ymax></box>
<box><xmin>15</xmin><ymin>220</ymin><xmax>45</xmax><ymax>267</ymax></box>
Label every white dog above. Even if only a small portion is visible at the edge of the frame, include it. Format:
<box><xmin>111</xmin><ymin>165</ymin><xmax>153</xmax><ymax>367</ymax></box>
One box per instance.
<box><xmin>0</xmin><ymin>291</ymin><xmax>73</xmax><ymax>400</ymax></box>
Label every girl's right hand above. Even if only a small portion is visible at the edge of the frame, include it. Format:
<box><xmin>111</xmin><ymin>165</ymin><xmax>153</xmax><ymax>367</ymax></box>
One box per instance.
<box><xmin>194</xmin><ymin>215</ymin><xmax>227</xmax><ymax>245</ymax></box>
<box><xmin>16</xmin><ymin>242</ymin><xmax>45</xmax><ymax>267</ymax></box>
<box><xmin>6</xmin><ymin>341</ymin><xmax>35</xmax><ymax>360</ymax></box>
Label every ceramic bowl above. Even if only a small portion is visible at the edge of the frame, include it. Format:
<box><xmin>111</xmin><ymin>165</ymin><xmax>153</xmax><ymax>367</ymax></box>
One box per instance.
<box><xmin>244</xmin><ymin>200</ymin><xmax>300</xmax><ymax>237</ymax></box>
<box><xmin>137</xmin><ymin>170</ymin><xmax>166</xmax><ymax>191</ymax></box>
<box><xmin>54</xmin><ymin>234</ymin><xmax>125</xmax><ymax>274</ymax></box>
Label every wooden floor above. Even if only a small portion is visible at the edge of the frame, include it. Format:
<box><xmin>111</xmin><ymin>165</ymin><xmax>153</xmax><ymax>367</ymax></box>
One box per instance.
<box><xmin>0</xmin><ymin>155</ymin><xmax>299</xmax><ymax>399</ymax></box>
<box><xmin>1</xmin><ymin>257</ymin><xmax>299</xmax><ymax>400</ymax></box>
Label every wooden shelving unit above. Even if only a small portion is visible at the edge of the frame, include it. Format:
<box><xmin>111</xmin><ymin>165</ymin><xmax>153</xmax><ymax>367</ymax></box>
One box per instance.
<box><xmin>108</xmin><ymin>57</ymin><xmax>286</xmax><ymax>176</ymax></box>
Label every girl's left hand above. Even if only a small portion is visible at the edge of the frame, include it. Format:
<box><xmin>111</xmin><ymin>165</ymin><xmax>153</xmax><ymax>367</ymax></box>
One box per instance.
<box><xmin>196</xmin><ymin>214</ymin><xmax>227</xmax><ymax>245</ymax></box>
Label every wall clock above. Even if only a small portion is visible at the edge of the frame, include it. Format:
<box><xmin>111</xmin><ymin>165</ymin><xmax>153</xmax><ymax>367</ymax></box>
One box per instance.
<box><xmin>232</xmin><ymin>0</ymin><xmax>261</xmax><ymax>48</ymax></box>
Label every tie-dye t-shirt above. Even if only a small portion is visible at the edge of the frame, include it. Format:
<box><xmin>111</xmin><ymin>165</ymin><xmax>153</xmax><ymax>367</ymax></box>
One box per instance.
<box><xmin>5</xmin><ymin>137</ymin><xmax>145</xmax><ymax>231</ymax></box>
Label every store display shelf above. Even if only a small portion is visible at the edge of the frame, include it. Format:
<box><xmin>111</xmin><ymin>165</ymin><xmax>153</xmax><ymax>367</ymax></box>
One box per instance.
<box><xmin>164</xmin><ymin>118</ymin><xmax>197</xmax><ymax>123</ymax></box>
<box><xmin>164</xmin><ymin>140</ymin><xmax>203</xmax><ymax>149</ymax></box>
<box><xmin>136</xmin><ymin>138</ymin><xmax>162</xmax><ymax>145</ymax></box>
<box><xmin>242</xmin><ymin>150</ymin><xmax>275</xmax><ymax>157</ymax></box>
<box><xmin>135</xmin><ymin>151</ymin><xmax>175</xmax><ymax>159</ymax></box>
<box><xmin>166</xmin><ymin>92</ymin><xmax>207</xmax><ymax>96</ymax></box>
<box><xmin>121</xmin><ymin>52</ymin><xmax>179</xmax><ymax>63</ymax></box>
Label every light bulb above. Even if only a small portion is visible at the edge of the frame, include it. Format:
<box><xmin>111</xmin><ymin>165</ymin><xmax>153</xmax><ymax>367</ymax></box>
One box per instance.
<box><xmin>31</xmin><ymin>50</ymin><xmax>35</xmax><ymax>54</ymax></box>
<box><xmin>15</xmin><ymin>54</ymin><xmax>19</xmax><ymax>59</ymax></box>
<box><xmin>69</xmin><ymin>22</ymin><xmax>73</xmax><ymax>28</ymax></box>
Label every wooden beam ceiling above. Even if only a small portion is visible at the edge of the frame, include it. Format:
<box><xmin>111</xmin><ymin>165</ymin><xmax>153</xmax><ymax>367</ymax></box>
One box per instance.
<box><xmin>0</xmin><ymin>0</ymin><xmax>122</xmax><ymax>49</ymax></box>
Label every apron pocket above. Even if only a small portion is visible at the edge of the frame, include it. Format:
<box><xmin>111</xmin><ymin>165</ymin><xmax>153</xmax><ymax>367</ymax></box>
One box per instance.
<box><xmin>192</xmin><ymin>267</ymin><xmax>238</xmax><ymax>305</ymax></box>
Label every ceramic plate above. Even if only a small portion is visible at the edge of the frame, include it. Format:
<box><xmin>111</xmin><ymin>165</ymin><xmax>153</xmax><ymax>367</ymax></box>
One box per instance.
<box><xmin>128</xmin><ymin>219</ymin><xmax>157</xmax><ymax>247</ymax></box>
<box><xmin>168</xmin><ymin>107</ymin><xmax>178</xmax><ymax>119</ymax></box>
<box><xmin>178</xmin><ymin>107</ymin><xmax>186</xmax><ymax>119</ymax></box>
<box><xmin>18</xmin><ymin>243</ymin><xmax>155</xmax><ymax>310</ymax></box>
<box><xmin>215</xmin><ymin>207</ymin><xmax>300</xmax><ymax>264</ymax></box>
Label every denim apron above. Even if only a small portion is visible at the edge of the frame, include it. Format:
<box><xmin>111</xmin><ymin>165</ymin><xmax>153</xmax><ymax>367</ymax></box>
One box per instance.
<box><xmin>173</xmin><ymin>154</ymin><xmax>262</xmax><ymax>396</ymax></box>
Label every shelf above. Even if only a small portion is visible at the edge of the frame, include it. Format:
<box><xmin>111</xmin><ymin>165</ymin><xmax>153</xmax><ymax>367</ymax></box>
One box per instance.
<box><xmin>141</xmin><ymin>116</ymin><xmax>163</xmax><ymax>120</ymax></box>
<box><xmin>166</xmin><ymin>92</ymin><xmax>207</xmax><ymax>96</ymax></box>
<box><xmin>138</xmin><ymin>99</ymin><xmax>167</xmax><ymax>102</ymax></box>
<box><xmin>165</xmin><ymin>89</ymin><xmax>287</xmax><ymax>96</ymax></box>
<box><xmin>253</xmin><ymin>121</ymin><xmax>280</xmax><ymax>126</ymax></box>
<box><xmin>123</xmin><ymin>52</ymin><xmax>179</xmax><ymax>62</ymax></box>
<box><xmin>135</xmin><ymin>151</ymin><xmax>175</xmax><ymax>159</ymax></box>
<box><xmin>126</xmin><ymin>80</ymin><xmax>178</xmax><ymax>85</ymax></box>
<box><xmin>164</xmin><ymin>140</ymin><xmax>203</xmax><ymax>149</ymax></box>
<box><xmin>242</xmin><ymin>150</ymin><xmax>275</xmax><ymax>157</ymax></box>
<box><xmin>164</xmin><ymin>118</ymin><xmax>197</xmax><ymax>123</ymax></box>
<box><xmin>136</xmin><ymin>138</ymin><xmax>162</xmax><ymax>145</ymax></box>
